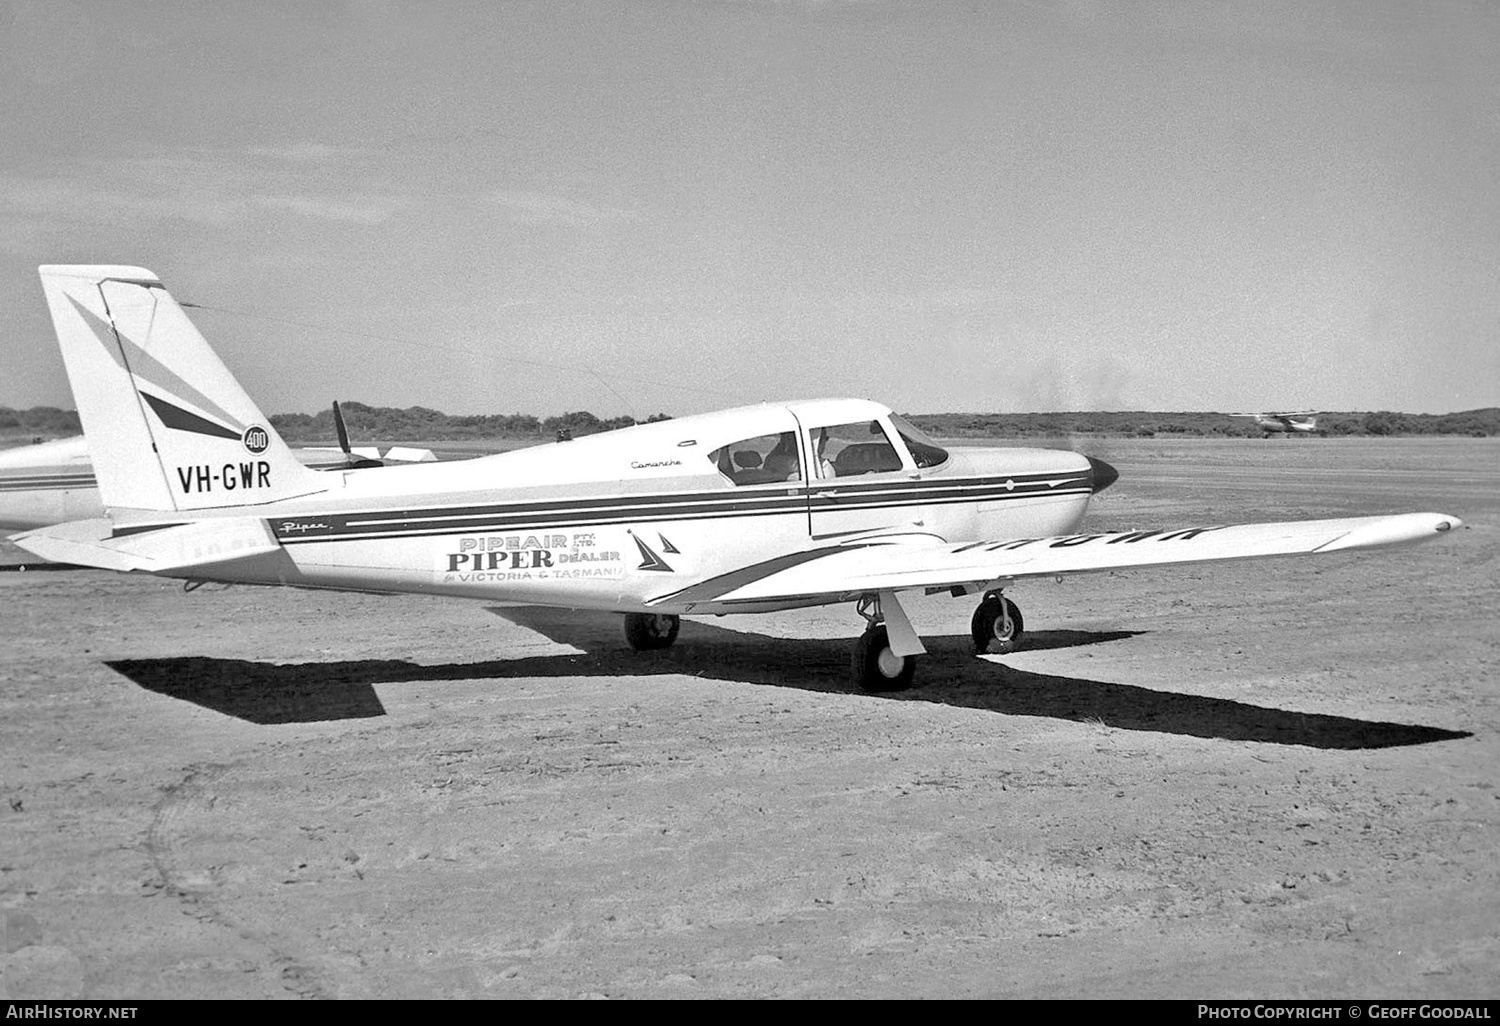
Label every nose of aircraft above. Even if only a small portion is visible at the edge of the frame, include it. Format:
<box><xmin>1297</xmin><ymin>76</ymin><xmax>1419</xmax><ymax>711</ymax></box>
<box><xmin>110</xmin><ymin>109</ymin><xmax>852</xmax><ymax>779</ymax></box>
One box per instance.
<box><xmin>1087</xmin><ymin>456</ymin><xmax>1119</xmax><ymax>494</ymax></box>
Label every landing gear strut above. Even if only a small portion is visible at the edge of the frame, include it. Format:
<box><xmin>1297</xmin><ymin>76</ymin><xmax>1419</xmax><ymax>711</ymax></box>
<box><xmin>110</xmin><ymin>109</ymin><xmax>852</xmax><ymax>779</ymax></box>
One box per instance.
<box><xmin>852</xmin><ymin>593</ymin><xmax>919</xmax><ymax>692</ymax></box>
<box><xmin>623</xmin><ymin>612</ymin><xmax>679</xmax><ymax>650</ymax></box>
<box><xmin>971</xmin><ymin>591</ymin><xmax>1024</xmax><ymax>655</ymax></box>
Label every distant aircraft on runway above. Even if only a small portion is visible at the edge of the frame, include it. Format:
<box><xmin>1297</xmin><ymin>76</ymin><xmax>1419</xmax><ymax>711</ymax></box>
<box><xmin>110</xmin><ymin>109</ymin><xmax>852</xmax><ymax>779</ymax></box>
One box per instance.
<box><xmin>11</xmin><ymin>266</ymin><xmax>1461</xmax><ymax>692</ymax></box>
<box><xmin>1234</xmin><ymin>411</ymin><xmax>1320</xmax><ymax>436</ymax></box>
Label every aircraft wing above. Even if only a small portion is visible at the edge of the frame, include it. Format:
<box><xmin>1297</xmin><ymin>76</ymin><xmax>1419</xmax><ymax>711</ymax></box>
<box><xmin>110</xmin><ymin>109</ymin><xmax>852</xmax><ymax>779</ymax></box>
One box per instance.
<box><xmin>667</xmin><ymin>513</ymin><xmax>1460</xmax><ymax>607</ymax></box>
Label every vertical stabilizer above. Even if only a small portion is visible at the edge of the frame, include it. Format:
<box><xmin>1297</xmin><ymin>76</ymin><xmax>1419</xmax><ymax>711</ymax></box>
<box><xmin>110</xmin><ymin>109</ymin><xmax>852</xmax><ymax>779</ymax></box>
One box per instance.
<box><xmin>37</xmin><ymin>265</ymin><xmax>327</xmax><ymax>513</ymax></box>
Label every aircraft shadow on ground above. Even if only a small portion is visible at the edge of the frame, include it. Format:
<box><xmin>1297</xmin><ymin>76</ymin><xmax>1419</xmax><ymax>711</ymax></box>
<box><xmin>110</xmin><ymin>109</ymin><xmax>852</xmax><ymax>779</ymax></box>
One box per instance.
<box><xmin>106</xmin><ymin>655</ymin><xmax>391</xmax><ymax>726</ymax></box>
<box><xmin>105</xmin><ymin>606</ymin><xmax>1469</xmax><ymax>749</ymax></box>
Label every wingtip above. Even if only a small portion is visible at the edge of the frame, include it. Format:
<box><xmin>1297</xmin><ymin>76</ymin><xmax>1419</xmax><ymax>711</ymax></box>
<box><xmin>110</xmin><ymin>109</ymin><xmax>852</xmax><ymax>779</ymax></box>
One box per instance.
<box><xmin>1316</xmin><ymin>513</ymin><xmax>1463</xmax><ymax>552</ymax></box>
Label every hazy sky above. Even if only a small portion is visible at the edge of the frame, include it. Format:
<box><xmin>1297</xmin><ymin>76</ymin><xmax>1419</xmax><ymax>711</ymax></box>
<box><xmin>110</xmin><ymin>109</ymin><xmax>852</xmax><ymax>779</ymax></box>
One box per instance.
<box><xmin>2</xmin><ymin>0</ymin><xmax>1496</xmax><ymax>418</ymax></box>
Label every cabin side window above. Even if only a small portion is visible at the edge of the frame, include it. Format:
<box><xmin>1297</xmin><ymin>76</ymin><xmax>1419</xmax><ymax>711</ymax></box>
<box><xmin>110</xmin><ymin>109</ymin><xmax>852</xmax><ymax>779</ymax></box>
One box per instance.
<box><xmin>809</xmin><ymin>420</ymin><xmax>904</xmax><ymax>478</ymax></box>
<box><xmin>706</xmin><ymin>431</ymin><xmax>802</xmax><ymax>485</ymax></box>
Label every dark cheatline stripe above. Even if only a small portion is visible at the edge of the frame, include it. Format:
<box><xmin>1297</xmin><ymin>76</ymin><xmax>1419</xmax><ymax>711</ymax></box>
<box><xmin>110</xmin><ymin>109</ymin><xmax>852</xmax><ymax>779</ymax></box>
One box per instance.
<box><xmin>284</xmin><ymin>469</ymin><xmax>1083</xmax><ymax>530</ymax></box>
<box><xmin>0</xmin><ymin>475</ymin><xmax>98</xmax><ymax>490</ymax></box>
<box><xmin>140</xmin><ymin>392</ymin><xmax>241</xmax><ymax>440</ymax></box>
<box><xmin>276</xmin><ymin>495</ymin><xmax>809</xmax><ymax>543</ymax></box>
<box><xmin>272</xmin><ymin>477</ymin><xmax>1093</xmax><ymax>545</ymax></box>
<box><xmin>648</xmin><ymin>543</ymin><xmax>888</xmax><ymax>606</ymax></box>
<box><xmin>343</xmin><ymin>490</ymin><xmax>805</xmax><ymax>528</ymax></box>
<box><xmin>807</xmin><ymin>473</ymin><xmax>1089</xmax><ymax>498</ymax></box>
<box><xmin>808</xmin><ymin>484</ymin><xmax>1090</xmax><ymax>514</ymax></box>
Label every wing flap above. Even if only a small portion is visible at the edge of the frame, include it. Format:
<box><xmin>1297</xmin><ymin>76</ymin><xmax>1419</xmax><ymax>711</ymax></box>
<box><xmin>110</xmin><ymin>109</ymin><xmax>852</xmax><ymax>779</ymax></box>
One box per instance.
<box><xmin>709</xmin><ymin>513</ymin><xmax>1460</xmax><ymax>604</ymax></box>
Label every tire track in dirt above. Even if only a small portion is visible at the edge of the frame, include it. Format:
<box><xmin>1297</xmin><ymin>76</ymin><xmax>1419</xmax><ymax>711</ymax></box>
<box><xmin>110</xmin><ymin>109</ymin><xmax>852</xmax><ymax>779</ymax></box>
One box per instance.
<box><xmin>145</xmin><ymin>762</ymin><xmax>332</xmax><ymax>999</ymax></box>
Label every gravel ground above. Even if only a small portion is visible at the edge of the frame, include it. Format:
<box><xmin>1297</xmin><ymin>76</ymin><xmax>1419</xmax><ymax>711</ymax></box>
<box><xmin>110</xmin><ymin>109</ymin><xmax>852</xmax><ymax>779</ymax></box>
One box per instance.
<box><xmin>1</xmin><ymin>437</ymin><xmax>1495</xmax><ymax>998</ymax></box>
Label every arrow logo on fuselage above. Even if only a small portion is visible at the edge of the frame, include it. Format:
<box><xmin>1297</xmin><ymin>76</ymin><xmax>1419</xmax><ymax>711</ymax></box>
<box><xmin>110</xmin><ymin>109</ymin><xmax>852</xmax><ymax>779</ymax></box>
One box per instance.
<box><xmin>632</xmin><ymin>532</ymin><xmax>675</xmax><ymax>572</ymax></box>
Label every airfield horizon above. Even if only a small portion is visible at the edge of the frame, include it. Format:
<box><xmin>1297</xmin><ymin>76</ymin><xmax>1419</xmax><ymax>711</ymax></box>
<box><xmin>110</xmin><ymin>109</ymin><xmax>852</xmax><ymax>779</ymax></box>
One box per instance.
<box><xmin>3</xmin><ymin>405</ymin><xmax>1497</xmax><ymax>453</ymax></box>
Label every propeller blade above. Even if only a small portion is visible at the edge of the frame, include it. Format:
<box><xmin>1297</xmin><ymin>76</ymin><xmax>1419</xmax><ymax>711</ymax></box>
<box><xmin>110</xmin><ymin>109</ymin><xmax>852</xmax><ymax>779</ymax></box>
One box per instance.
<box><xmin>331</xmin><ymin>401</ymin><xmax>383</xmax><ymax>468</ymax></box>
<box><xmin>333</xmin><ymin>400</ymin><xmax>352</xmax><ymax>455</ymax></box>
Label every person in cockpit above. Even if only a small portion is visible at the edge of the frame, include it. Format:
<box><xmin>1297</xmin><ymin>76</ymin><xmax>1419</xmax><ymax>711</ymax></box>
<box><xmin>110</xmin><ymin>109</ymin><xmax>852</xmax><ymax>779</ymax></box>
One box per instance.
<box><xmin>763</xmin><ymin>432</ymin><xmax>801</xmax><ymax>481</ymax></box>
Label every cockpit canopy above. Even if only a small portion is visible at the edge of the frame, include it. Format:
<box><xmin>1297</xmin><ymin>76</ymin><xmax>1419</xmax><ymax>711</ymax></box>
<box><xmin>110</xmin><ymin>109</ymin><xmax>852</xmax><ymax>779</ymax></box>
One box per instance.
<box><xmin>706</xmin><ymin>406</ymin><xmax>948</xmax><ymax>486</ymax></box>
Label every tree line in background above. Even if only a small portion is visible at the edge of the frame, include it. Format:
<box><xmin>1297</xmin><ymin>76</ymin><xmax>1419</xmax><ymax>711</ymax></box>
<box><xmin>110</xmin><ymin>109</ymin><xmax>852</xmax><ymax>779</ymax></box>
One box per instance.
<box><xmin>905</xmin><ymin>408</ymin><xmax>1500</xmax><ymax>439</ymax></box>
<box><xmin>268</xmin><ymin>402</ymin><xmax>675</xmax><ymax>442</ymax></box>
<box><xmin>1</xmin><ymin>402</ymin><xmax>1496</xmax><ymax>442</ymax></box>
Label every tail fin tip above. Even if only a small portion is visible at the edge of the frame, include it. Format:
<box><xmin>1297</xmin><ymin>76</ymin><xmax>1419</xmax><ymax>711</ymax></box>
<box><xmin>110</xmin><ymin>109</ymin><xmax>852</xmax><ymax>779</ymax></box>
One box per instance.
<box><xmin>39</xmin><ymin>265</ymin><xmax>160</xmax><ymax>286</ymax></box>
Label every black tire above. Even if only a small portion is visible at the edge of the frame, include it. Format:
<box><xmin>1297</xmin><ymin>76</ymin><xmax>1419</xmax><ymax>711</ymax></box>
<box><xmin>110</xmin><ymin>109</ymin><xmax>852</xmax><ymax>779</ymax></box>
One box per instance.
<box><xmin>852</xmin><ymin>625</ymin><xmax>917</xmax><ymax>692</ymax></box>
<box><xmin>623</xmin><ymin>612</ymin><xmax>680</xmax><ymax>650</ymax></box>
<box><xmin>971</xmin><ymin>595</ymin><xmax>1024</xmax><ymax>655</ymax></box>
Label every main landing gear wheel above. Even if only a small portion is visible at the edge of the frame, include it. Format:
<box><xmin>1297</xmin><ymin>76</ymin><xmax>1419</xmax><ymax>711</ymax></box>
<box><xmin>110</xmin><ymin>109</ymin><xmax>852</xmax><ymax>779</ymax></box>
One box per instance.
<box><xmin>624</xmin><ymin>612</ymin><xmax>680</xmax><ymax>650</ymax></box>
<box><xmin>972</xmin><ymin>594</ymin><xmax>1024</xmax><ymax>655</ymax></box>
<box><xmin>852</xmin><ymin>625</ymin><xmax>917</xmax><ymax>693</ymax></box>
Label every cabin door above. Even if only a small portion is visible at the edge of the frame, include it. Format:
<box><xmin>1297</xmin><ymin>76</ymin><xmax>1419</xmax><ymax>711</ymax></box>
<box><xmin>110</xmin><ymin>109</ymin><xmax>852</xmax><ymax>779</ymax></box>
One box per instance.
<box><xmin>802</xmin><ymin>417</ymin><xmax>918</xmax><ymax>540</ymax></box>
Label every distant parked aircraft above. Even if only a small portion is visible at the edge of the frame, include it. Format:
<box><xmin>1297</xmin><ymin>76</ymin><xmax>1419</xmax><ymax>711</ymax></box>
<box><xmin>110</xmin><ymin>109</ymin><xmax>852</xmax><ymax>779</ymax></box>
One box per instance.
<box><xmin>1234</xmin><ymin>411</ymin><xmax>1319</xmax><ymax>436</ymax></box>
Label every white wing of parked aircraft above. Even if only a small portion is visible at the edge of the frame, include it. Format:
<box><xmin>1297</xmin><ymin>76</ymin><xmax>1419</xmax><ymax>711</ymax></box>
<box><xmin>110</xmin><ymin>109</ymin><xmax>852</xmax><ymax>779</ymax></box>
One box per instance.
<box><xmin>10</xmin><ymin>266</ymin><xmax>1460</xmax><ymax>691</ymax></box>
<box><xmin>0</xmin><ymin>402</ymin><xmax>438</xmax><ymax>531</ymax></box>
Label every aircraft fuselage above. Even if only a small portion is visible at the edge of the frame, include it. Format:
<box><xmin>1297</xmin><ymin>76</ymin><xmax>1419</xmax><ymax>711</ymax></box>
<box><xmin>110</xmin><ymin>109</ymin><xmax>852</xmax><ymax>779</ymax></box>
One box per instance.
<box><xmin>0</xmin><ymin>437</ymin><xmax>98</xmax><ymax>531</ymax></box>
<box><xmin>100</xmin><ymin>401</ymin><xmax>1108</xmax><ymax>616</ymax></box>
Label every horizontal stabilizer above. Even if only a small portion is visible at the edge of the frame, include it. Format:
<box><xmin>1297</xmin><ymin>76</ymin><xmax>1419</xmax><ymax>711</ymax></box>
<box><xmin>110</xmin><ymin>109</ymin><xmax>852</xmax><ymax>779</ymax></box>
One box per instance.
<box><xmin>382</xmin><ymin>446</ymin><xmax>438</xmax><ymax>463</ymax></box>
<box><xmin>12</xmin><ymin>516</ymin><xmax>281</xmax><ymax>574</ymax></box>
<box><xmin>291</xmin><ymin>445</ymin><xmax>436</xmax><ymax>464</ymax></box>
<box><xmin>9</xmin><ymin>519</ymin><xmax>142</xmax><ymax>572</ymax></box>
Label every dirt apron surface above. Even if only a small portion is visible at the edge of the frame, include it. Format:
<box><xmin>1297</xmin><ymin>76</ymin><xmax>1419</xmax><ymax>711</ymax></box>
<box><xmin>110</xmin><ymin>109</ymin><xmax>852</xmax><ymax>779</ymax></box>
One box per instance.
<box><xmin>2</xmin><ymin>438</ymin><xmax>1496</xmax><ymax>998</ymax></box>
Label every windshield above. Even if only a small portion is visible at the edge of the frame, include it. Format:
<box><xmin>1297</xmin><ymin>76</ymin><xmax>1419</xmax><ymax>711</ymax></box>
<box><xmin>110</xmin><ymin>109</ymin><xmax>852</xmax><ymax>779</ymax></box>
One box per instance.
<box><xmin>889</xmin><ymin>415</ymin><xmax>950</xmax><ymax>469</ymax></box>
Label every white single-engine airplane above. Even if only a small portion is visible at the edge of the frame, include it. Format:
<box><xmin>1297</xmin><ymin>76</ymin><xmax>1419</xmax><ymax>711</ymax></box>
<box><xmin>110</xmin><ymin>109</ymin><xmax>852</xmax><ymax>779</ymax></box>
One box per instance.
<box><xmin>0</xmin><ymin>403</ymin><xmax>437</xmax><ymax>531</ymax></box>
<box><xmin>1236</xmin><ymin>411</ymin><xmax>1320</xmax><ymax>436</ymax></box>
<box><xmin>12</xmin><ymin>266</ymin><xmax>1461</xmax><ymax>691</ymax></box>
